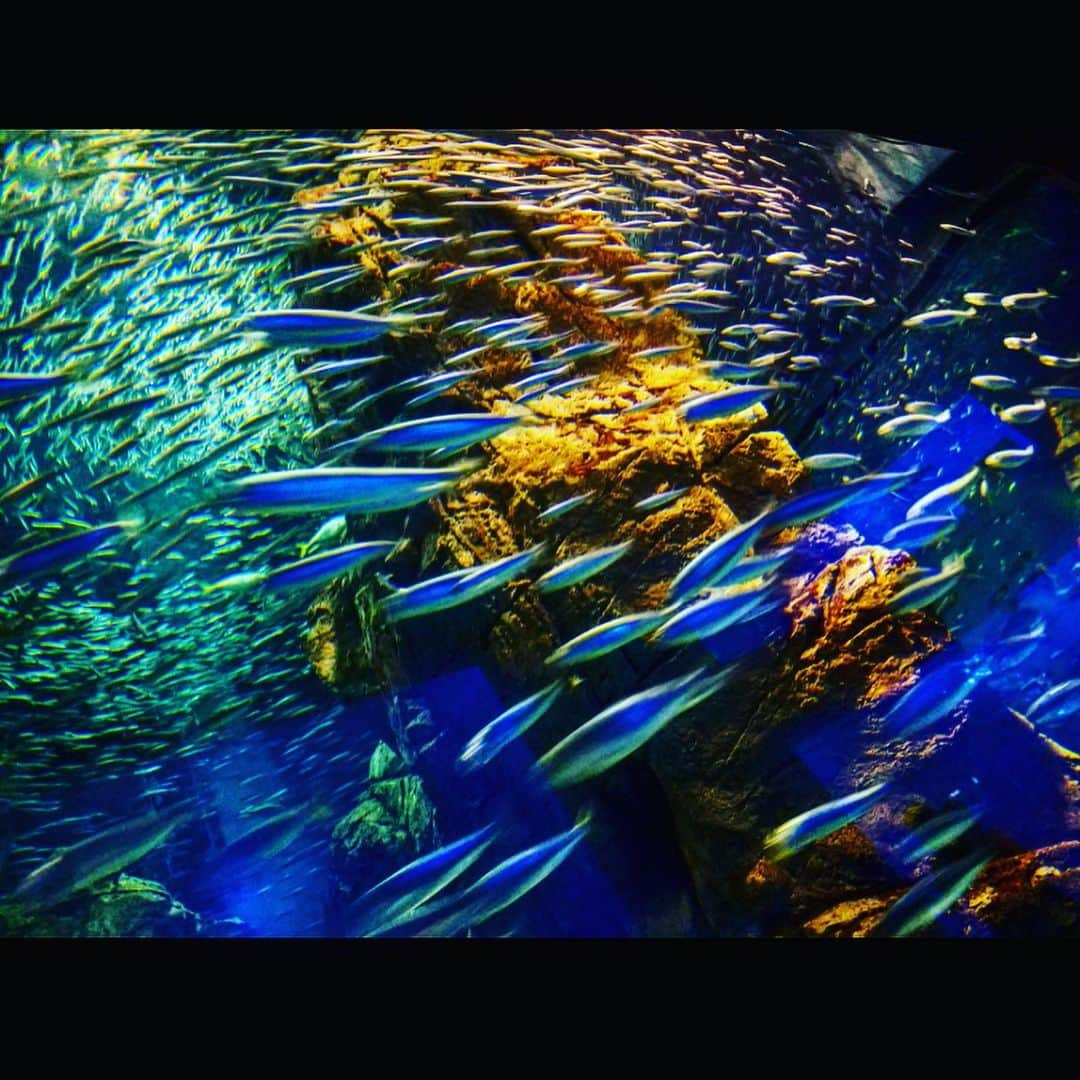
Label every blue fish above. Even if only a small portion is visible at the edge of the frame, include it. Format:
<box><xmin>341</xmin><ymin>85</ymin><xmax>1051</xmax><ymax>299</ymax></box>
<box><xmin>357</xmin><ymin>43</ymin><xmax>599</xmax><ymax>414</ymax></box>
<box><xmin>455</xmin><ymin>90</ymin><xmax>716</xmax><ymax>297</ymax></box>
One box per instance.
<box><xmin>0</xmin><ymin>520</ymin><xmax>140</xmax><ymax>588</ymax></box>
<box><xmin>535</xmin><ymin>667</ymin><xmax>732</xmax><ymax>788</ymax></box>
<box><xmin>458</xmin><ymin>681</ymin><xmax>566</xmax><ymax>772</ymax></box>
<box><xmin>220</xmin><ymin>464</ymin><xmax>474</xmax><ymax>516</ymax></box>
<box><xmin>349</xmin><ymin>824</ymin><xmax>499</xmax><ymax>936</ymax></box>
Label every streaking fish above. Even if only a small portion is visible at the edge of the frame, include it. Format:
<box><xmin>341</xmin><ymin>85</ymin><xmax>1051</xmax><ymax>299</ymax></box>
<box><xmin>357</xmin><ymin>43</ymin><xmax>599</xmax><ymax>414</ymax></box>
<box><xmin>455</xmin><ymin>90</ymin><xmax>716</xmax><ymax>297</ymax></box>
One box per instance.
<box><xmin>545</xmin><ymin>608</ymin><xmax>674</xmax><ymax>668</ymax></box>
<box><xmin>764</xmin><ymin>781</ymin><xmax>890</xmax><ymax>861</ymax></box>
<box><xmin>219</xmin><ymin>463</ymin><xmax>474</xmax><ymax>516</ymax></box>
<box><xmin>535</xmin><ymin>667</ymin><xmax>732</xmax><ymax>788</ymax></box>
<box><xmin>679</xmin><ymin>385</ymin><xmax>780</xmax><ymax>423</ymax></box>
<box><xmin>802</xmin><ymin>452</ymin><xmax>863</xmax><ymax>471</ymax></box>
<box><xmin>534</xmin><ymin>541</ymin><xmax>633</xmax><ymax>594</ymax></box>
<box><xmin>12</xmin><ymin>803</ymin><xmax>195</xmax><ymax>910</ymax></box>
<box><xmin>882</xmin><ymin>515</ymin><xmax>958</xmax><ymax>551</ymax></box>
<box><xmin>901</xmin><ymin>307</ymin><xmax>977</xmax><ymax>330</ymax></box>
<box><xmin>1027</xmin><ymin>678</ymin><xmax>1080</xmax><ymax>729</ymax></box>
<box><xmin>652</xmin><ymin>584</ymin><xmax>780</xmax><ymax>647</ymax></box>
<box><xmin>761</xmin><ymin>468</ymin><xmax>918</xmax><ymax>534</ymax></box>
<box><xmin>888</xmin><ymin>552</ymin><xmax>967</xmax><ymax>615</ymax></box>
<box><xmin>668</xmin><ymin>507</ymin><xmax>773</xmax><ymax>601</ymax></box>
<box><xmin>880</xmin><ymin>654</ymin><xmax>988</xmax><ymax>739</ymax></box>
<box><xmin>349</xmin><ymin>824</ymin><xmax>498</xmax><ymax>937</ymax></box>
<box><xmin>896</xmin><ymin>806</ymin><xmax>984</xmax><ymax>865</ymax></box>
<box><xmin>330</xmin><ymin>413</ymin><xmax>521</xmax><ymax>456</ymax></box>
<box><xmin>0</xmin><ymin>361</ymin><xmax>87</xmax><ymax>402</ymax></box>
<box><xmin>412</xmin><ymin>814</ymin><xmax>590</xmax><ymax>938</ymax></box>
<box><xmin>905</xmin><ymin>466</ymin><xmax>981</xmax><ymax>520</ymax></box>
<box><xmin>872</xmin><ymin>849</ymin><xmax>992</xmax><ymax>938</ymax></box>
<box><xmin>205</xmin><ymin>542</ymin><xmax>397</xmax><ymax>596</ymax></box>
<box><xmin>458</xmin><ymin>681</ymin><xmax>566</xmax><ymax>773</ymax></box>
<box><xmin>381</xmin><ymin>544</ymin><xmax>546</xmax><ymax>623</ymax></box>
<box><xmin>243</xmin><ymin>307</ymin><xmax>422</xmax><ymax>345</ymax></box>
<box><xmin>0</xmin><ymin>520</ymin><xmax>141</xmax><ymax>588</ymax></box>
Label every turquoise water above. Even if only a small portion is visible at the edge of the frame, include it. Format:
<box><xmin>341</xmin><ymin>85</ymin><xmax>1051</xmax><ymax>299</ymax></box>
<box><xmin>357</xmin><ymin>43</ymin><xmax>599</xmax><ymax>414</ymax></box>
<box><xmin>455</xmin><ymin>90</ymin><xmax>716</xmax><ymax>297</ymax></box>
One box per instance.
<box><xmin>0</xmin><ymin>130</ymin><xmax>1076</xmax><ymax>938</ymax></box>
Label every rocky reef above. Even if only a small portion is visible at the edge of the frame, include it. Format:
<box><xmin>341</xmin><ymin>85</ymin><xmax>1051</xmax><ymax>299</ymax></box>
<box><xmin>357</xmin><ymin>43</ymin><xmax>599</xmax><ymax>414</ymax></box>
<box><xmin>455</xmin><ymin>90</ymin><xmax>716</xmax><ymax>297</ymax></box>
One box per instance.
<box><xmin>287</xmin><ymin>133</ymin><xmax>1080</xmax><ymax>937</ymax></box>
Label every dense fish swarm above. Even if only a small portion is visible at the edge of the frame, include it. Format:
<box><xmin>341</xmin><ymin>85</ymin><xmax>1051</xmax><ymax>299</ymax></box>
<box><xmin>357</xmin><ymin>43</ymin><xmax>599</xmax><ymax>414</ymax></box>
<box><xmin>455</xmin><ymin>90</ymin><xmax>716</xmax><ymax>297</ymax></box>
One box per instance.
<box><xmin>0</xmin><ymin>129</ymin><xmax>1077</xmax><ymax>938</ymax></box>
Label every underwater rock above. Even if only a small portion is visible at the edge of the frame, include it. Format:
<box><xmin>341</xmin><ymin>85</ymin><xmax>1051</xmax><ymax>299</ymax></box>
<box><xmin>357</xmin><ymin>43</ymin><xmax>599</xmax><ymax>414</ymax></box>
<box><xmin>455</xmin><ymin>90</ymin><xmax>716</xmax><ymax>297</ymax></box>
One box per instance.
<box><xmin>0</xmin><ymin>874</ymin><xmax>244</xmax><ymax>938</ymax></box>
<box><xmin>807</xmin><ymin>131</ymin><xmax>953</xmax><ymax>210</ymax></box>
<box><xmin>329</xmin><ymin>742</ymin><xmax>438</xmax><ymax>900</ymax></box>
<box><xmin>648</xmin><ymin>534</ymin><xmax>947</xmax><ymax>933</ymax></box>
<box><xmin>961</xmin><ymin>843</ymin><xmax>1080</xmax><ymax>936</ymax></box>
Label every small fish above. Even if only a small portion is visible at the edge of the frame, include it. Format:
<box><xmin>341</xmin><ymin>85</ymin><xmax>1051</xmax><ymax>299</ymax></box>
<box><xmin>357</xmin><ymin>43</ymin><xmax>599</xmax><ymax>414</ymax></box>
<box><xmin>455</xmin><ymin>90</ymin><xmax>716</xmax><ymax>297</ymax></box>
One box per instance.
<box><xmin>896</xmin><ymin>806</ymin><xmax>984</xmax><ymax>865</ymax></box>
<box><xmin>808</xmin><ymin>295</ymin><xmax>875</xmax><ymax>309</ymax></box>
<box><xmin>883</xmin><ymin>515</ymin><xmax>958</xmax><ymax>551</ymax></box>
<box><xmin>0</xmin><ymin>520</ymin><xmax>140</xmax><ymax>588</ymax></box>
<box><xmin>220</xmin><ymin>464</ymin><xmax>474</xmax><ymax>516</ymax></box>
<box><xmin>764</xmin><ymin>250</ymin><xmax>807</xmax><ymax>266</ymax></box>
<box><xmin>1003</xmin><ymin>332</ymin><xmax>1038</xmax><ymax>351</ymax></box>
<box><xmin>802</xmin><ymin>452</ymin><xmax>863</xmax><ymax>472</ymax></box>
<box><xmin>888</xmin><ymin>552</ymin><xmax>967</xmax><ymax>615</ymax></box>
<box><xmin>668</xmin><ymin>508</ymin><xmax>773</xmax><ymax>601</ymax></box>
<box><xmin>877</xmin><ymin>408</ymin><xmax>951</xmax><ymax>439</ymax></box>
<box><xmin>633</xmin><ymin>487</ymin><xmax>689</xmax><ymax>512</ymax></box>
<box><xmin>534</xmin><ymin>541</ymin><xmax>633</xmax><ymax>594</ymax></box>
<box><xmin>536</xmin><ymin>492</ymin><xmax>594</xmax><ymax>522</ymax></box>
<box><xmin>298</xmin><ymin>515</ymin><xmax>348</xmax><ymax>558</ymax></box>
<box><xmin>331</xmin><ymin>413</ymin><xmax>521</xmax><ymax>456</ymax></box>
<box><xmin>764</xmin><ymin>781</ymin><xmax>890</xmax><ymax>861</ymax></box>
<box><xmin>983</xmin><ymin>445</ymin><xmax>1035</xmax><ymax>469</ymax></box>
<box><xmin>679</xmin><ymin>385</ymin><xmax>780</xmax><ymax>423</ymax></box>
<box><xmin>1001</xmin><ymin>289</ymin><xmax>1051</xmax><ymax>311</ymax></box>
<box><xmin>259</xmin><ymin>542</ymin><xmax>398</xmax><ymax>594</ymax></box>
<box><xmin>962</xmin><ymin>292</ymin><xmax>998</xmax><ymax>307</ymax></box>
<box><xmin>902</xmin><ymin>307</ymin><xmax>978</xmax><ymax>330</ymax></box>
<box><xmin>997</xmin><ymin>400</ymin><xmax>1047</xmax><ymax>425</ymax></box>
<box><xmin>969</xmin><ymin>374</ymin><xmax>1017</xmax><ymax>391</ymax></box>
<box><xmin>939</xmin><ymin>223</ymin><xmax>976</xmax><ymax>237</ymax></box>
<box><xmin>872</xmin><ymin>849</ymin><xmax>992</xmax><ymax>938</ymax></box>
<box><xmin>535</xmin><ymin>667</ymin><xmax>731</xmax><ymax>788</ymax></box>
<box><xmin>349</xmin><ymin>824</ymin><xmax>498</xmax><ymax>937</ymax></box>
<box><xmin>546</xmin><ymin>609</ymin><xmax>674</xmax><ymax>668</ymax></box>
<box><xmin>905</xmin><ymin>465</ymin><xmax>981</xmax><ymax>520</ymax></box>
<box><xmin>458</xmin><ymin>681</ymin><xmax>565</xmax><ymax>773</ymax></box>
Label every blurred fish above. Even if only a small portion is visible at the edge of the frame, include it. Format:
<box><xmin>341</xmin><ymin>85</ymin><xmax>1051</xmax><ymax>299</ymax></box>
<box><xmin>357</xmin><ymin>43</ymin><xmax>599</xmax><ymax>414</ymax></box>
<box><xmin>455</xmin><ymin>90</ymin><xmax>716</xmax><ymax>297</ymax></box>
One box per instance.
<box><xmin>535</xmin><ymin>667</ymin><xmax>731</xmax><ymax>788</ymax></box>
<box><xmin>0</xmin><ymin>520</ymin><xmax>141</xmax><ymax>588</ymax></box>
<box><xmin>764</xmin><ymin>781</ymin><xmax>890</xmax><ymax>861</ymax></box>
<box><xmin>534</xmin><ymin>541</ymin><xmax>633</xmax><ymax>594</ymax></box>
<box><xmin>350</xmin><ymin>824</ymin><xmax>499</xmax><ymax>936</ymax></box>
<box><xmin>872</xmin><ymin>849</ymin><xmax>992</xmax><ymax>938</ymax></box>
<box><xmin>219</xmin><ymin>463</ymin><xmax>474</xmax><ymax>515</ymax></box>
<box><xmin>880</xmin><ymin>653</ymin><xmax>988</xmax><ymax>739</ymax></box>
<box><xmin>12</xmin><ymin>802</ymin><xmax>195</xmax><ymax>910</ymax></box>
<box><xmin>413</xmin><ymin>813</ymin><xmax>591</xmax><ymax>937</ymax></box>
<box><xmin>458</xmin><ymin>681</ymin><xmax>566</xmax><ymax>773</ymax></box>
<box><xmin>888</xmin><ymin>552</ymin><xmax>967</xmax><ymax>615</ymax></box>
